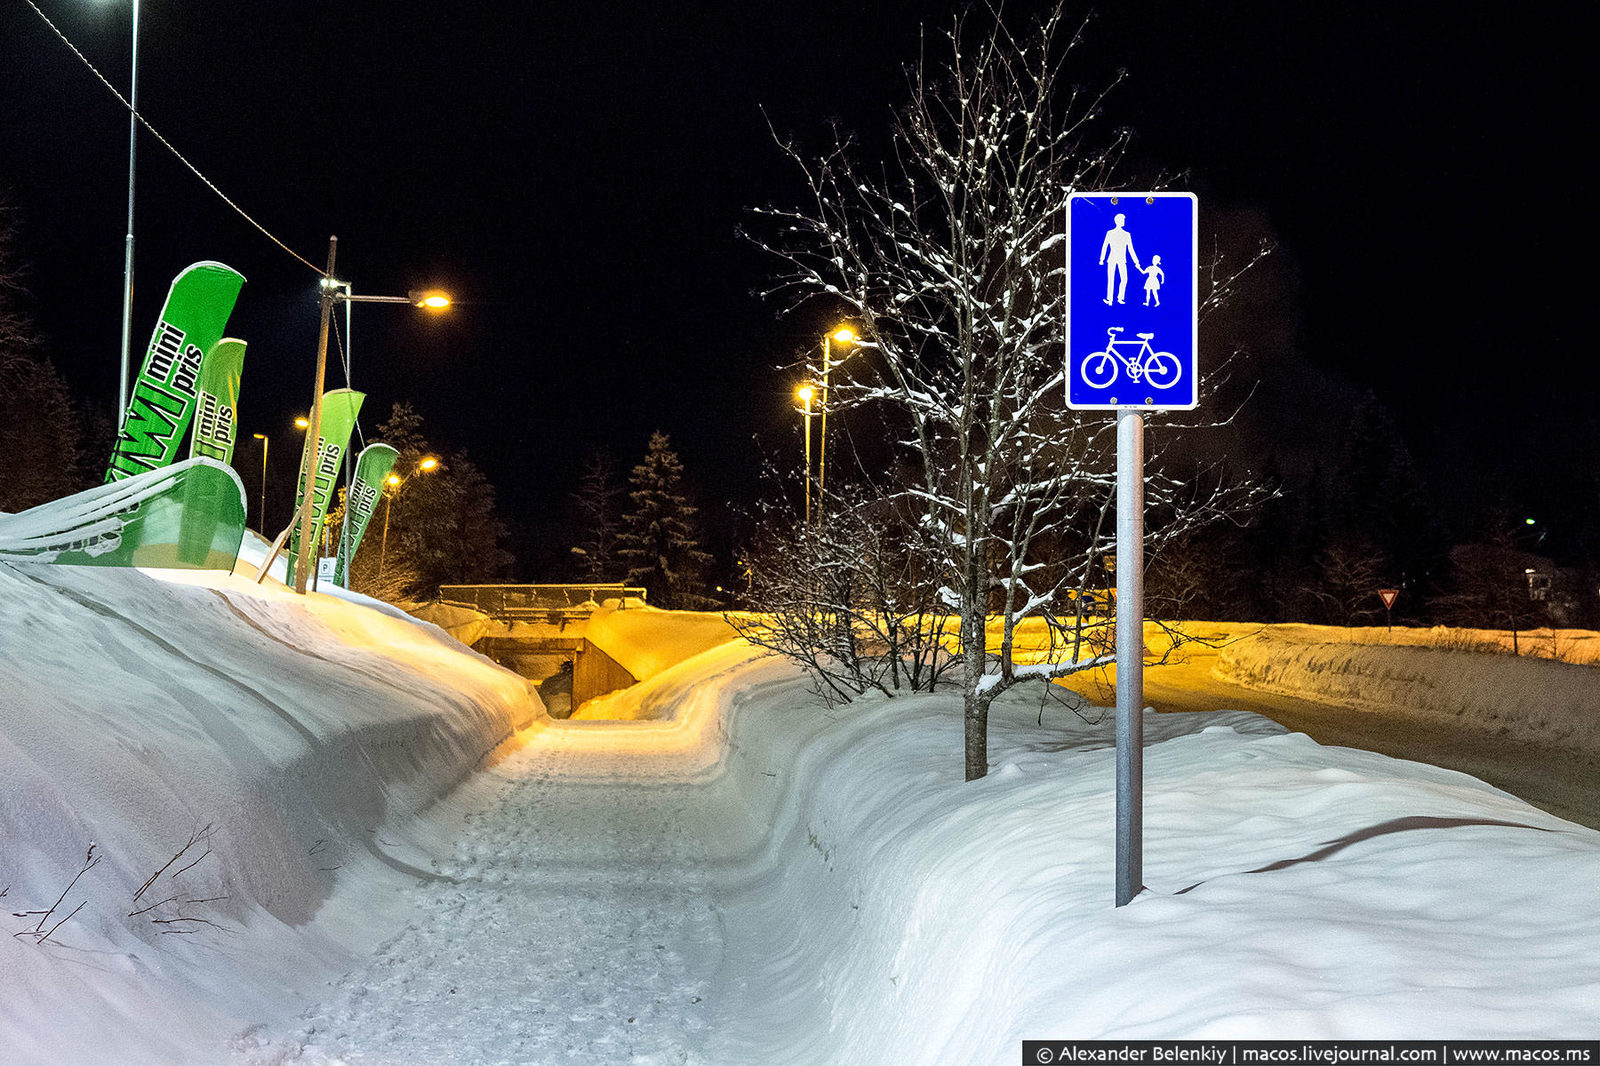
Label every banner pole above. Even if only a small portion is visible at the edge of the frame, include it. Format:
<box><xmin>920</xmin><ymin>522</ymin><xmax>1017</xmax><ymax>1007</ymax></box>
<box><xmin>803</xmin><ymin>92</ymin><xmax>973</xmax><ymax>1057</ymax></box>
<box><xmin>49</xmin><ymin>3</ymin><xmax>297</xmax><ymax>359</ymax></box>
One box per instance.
<box><xmin>255</xmin><ymin>521</ymin><xmax>295</xmax><ymax>585</ymax></box>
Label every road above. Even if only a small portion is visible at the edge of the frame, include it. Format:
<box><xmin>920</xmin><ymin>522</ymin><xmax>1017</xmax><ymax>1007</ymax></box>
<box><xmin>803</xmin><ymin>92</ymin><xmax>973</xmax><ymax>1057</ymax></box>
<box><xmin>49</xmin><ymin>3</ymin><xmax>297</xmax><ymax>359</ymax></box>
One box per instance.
<box><xmin>1055</xmin><ymin>641</ymin><xmax>1600</xmax><ymax>831</ymax></box>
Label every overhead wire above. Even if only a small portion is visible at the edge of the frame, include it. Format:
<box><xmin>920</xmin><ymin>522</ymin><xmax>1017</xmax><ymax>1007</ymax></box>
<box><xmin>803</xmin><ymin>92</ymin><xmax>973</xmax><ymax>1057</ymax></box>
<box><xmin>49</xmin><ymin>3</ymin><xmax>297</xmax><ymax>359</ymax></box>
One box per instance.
<box><xmin>22</xmin><ymin>0</ymin><xmax>323</xmax><ymax>276</ymax></box>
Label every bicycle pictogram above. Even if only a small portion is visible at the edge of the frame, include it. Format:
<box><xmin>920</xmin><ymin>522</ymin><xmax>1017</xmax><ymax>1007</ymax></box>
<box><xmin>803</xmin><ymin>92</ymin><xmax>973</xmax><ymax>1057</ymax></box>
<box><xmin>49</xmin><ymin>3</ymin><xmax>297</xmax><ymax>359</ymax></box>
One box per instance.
<box><xmin>1078</xmin><ymin>327</ymin><xmax>1182</xmax><ymax>390</ymax></box>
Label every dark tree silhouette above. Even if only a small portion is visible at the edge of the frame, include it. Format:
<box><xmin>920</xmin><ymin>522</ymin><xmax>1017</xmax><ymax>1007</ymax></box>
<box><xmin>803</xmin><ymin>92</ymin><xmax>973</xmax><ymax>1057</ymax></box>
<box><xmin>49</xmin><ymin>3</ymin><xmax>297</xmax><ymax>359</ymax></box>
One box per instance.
<box><xmin>617</xmin><ymin>431</ymin><xmax>710</xmax><ymax>608</ymax></box>
<box><xmin>570</xmin><ymin>451</ymin><xmax>625</xmax><ymax>583</ymax></box>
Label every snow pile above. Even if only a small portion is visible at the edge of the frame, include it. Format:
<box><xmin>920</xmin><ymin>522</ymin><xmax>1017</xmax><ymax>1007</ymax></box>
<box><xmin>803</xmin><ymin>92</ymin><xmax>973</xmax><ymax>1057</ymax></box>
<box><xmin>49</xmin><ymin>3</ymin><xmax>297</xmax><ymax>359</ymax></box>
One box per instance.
<box><xmin>1216</xmin><ymin>627</ymin><xmax>1600</xmax><ymax>755</ymax></box>
<box><xmin>1259</xmin><ymin>622</ymin><xmax>1600</xmax><ymax>665</ymax></box>
<box><xmin>580</xmin><ymin>605</ymin><xmax>741</xmax><ymax>683</ymax></box>
<box><xmin>404</xmin><ymin>600</ymin><xmax>495</xmax><ymax>646</ymax></box>
<box><xmin>695</xmin><ymin>670</ymin><xmax>1600</xmax><ymax>1059</ymax></box>
<box><xmin>0</xmin><ymin>560</ymin><xmax>540</xmax><ymax>1065</ymax></box>
<box><xmin>5</xmin><ymin>577</ymin><xmax>1599</xmax><ymax>1064</ymax></box>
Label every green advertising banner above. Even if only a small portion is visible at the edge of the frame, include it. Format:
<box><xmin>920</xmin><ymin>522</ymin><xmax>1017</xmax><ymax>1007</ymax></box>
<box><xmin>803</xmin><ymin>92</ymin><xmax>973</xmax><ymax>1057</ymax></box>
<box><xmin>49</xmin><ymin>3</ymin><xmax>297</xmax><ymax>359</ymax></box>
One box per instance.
<box><xmin>107</xmin><ymin>262</ymin><xmax>247</xmax><ymax>482</ymax></box>
<box><xmin>284</xmin><ymin>389</ymin><xmax>365</xmax><ymax>586</ymax></box>
<box><xmin>0</xmin><ymin>457</ymin><xmax>248</xmax><ymax>570</ymax></box>
<box><xmin>187</xmin><ymin>337</ymin><xmax>248</xmax><ymax>466</ymax></box>
<box><xmin>333</xmin><ymin>442</ymin><xmax>399</xmax><ymax>587</ymax></box>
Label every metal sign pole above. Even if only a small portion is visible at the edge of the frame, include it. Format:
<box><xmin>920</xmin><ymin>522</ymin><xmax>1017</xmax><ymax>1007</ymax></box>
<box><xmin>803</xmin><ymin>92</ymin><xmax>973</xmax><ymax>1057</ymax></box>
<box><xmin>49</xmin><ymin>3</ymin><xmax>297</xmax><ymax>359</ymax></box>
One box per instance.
<box><xmin>1066</xmin><ymin>189</ymin><xmax>1195</xmax><ymax>908</ymax></box>
<box><xmin>1115</xmin><ymin>407</ymin><xmax>1145</xmax><ymax>907</ymax></box>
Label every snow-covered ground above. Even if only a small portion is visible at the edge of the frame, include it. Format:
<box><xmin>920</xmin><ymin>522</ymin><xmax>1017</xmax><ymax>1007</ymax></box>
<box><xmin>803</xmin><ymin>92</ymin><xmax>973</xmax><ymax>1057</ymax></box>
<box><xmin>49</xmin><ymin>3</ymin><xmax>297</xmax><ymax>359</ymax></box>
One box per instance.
<box><xmin>1212</xmin><ymin>623</ymin><xmax>1600</xmax><ymax>755</ymax></box>
<box><xmin>2</xmin><ymin>561</ymin><xmax>1598</xmax><ymax>1064</ymax></box>
<box><xmin>0</xmin><ymin>558</ymin><xmax>540</xmax><ymax>1064</ymax></box>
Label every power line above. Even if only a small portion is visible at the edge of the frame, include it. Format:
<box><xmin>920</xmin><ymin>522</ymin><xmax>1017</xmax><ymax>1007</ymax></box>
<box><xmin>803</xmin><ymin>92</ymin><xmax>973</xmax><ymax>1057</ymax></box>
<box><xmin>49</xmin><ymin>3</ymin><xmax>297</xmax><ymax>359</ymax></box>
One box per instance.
<box><xmin>22</xmin><ymin>0</ymin><xmax>323</xmax><ymax>275</ymax></box>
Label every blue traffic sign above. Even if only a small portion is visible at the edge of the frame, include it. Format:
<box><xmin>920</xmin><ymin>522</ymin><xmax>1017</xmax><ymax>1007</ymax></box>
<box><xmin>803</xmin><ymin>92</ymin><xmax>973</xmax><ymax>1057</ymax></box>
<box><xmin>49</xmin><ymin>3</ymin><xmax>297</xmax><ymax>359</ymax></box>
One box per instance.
<box><xmin>1066</xmin><ymin>192</ymin><xmax>1198</xmax><ymax>410</ymax></box>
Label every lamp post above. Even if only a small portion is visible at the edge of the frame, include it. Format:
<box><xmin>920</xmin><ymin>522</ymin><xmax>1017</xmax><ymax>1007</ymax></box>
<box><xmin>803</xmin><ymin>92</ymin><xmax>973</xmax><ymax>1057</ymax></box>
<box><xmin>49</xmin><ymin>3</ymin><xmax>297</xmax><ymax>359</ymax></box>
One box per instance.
<box><xmin>817</xmin><ymin>326</ymin><xmax>854</xmax><ymax>504</ymax></box>
<box><xmin>291</xmin><ymin>235</ymin><xmax>450</xmax><ymax>593</ymax></box>
<box><xmin>251</xmin><ymin>432</ymin><xmax>268</xmax><ymax>531</ymax></box>
<box><xmin>377</xmin><ymin>457</ymin><xmax>438</xmax><ymax>582</ymax></box>
<box><xmin>797</xmin><ymin>384</ymin><xmax>815</xmax><ymax>526</ymax></box>
<box><xmin>326</xmin><ymin>282</ymin><xmax>450</xmax><ymax>578</ymax></box>
<box><xmin>101</xmin><ymin>0</ymin><xmax>141</xmax><ymax>426</ymax></box>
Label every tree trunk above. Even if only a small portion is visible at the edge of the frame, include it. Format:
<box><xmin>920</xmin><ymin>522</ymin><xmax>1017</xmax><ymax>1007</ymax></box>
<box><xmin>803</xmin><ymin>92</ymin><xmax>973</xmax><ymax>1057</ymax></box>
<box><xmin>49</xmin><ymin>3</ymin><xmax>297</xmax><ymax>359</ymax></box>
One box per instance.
<box><xmin>962</xmin><ymin>598</ymin><xmax>990</xmax><ymax>781</ymax></box>
<box><xmin>964</xmin><ymin>688</ymin><xmax>990</xmax><ymax>781</ymax></box>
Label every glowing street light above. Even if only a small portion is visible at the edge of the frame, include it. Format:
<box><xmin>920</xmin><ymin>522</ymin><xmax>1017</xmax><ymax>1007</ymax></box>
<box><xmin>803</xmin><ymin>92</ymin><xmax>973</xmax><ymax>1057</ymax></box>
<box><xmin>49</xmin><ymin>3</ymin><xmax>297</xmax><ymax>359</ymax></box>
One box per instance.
<box><xmin>291</xmin><ymin>235</ymin><xmax>452</xmax><ymax>594</ymax></box>
<box><xmin>251</xmin><ymin>432</ymin><xmax>268</xmax><ymax>532</ymax></box>
<box><xmin>294</xmin><ymin>416</ymin><xmax>310</xmax><ymax>429</ymax></box>
<box><xmin>818</xmin><ymin>326</ymin><xmax>855</xmax><ymax>503</ymax></box>
<box><xmin>378</xmin><ymin>455</ymin><xmax>440</xmax><ymax>582</ymax></box>
<box><xmin>797</xmin><ymin>384</ymin><xmax>816</xmax><ymax>526</ymax></box>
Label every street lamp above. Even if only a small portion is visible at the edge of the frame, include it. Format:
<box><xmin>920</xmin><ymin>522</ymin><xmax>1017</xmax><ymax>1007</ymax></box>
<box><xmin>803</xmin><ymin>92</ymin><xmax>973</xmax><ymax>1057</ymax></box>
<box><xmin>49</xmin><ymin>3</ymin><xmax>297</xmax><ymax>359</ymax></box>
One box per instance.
<box><xmin>797</xmin><ymin>384</ymin><xmax>815</xmax><ymax>527</ymax></box>
<box><xmin>98</xmin><ymin>0</ymin><xmax>141</xmax><ymax>427</ymax></box>
<box><xmin>377</xmin><ymin>458</ymin><xmax>439</xmax><ymax>582</ymax></box>
<box><xmin>294</xmin><ymin>416</ymin><xmax>309</xmax><ymax>429</ymax></box>
<box><xmin>291</xmin><ymin>236</ymin><xmax>451</xmax><ymax>594</ymax></box>
<box><xmin>818</xmin><ymin>326</ymin><xmax>854</xmax><ymax>503</ymax></box>
<box><xmin>251</xmin><ymin>432</ymin><xmax>268</xmax><ymax>532</ymax></box>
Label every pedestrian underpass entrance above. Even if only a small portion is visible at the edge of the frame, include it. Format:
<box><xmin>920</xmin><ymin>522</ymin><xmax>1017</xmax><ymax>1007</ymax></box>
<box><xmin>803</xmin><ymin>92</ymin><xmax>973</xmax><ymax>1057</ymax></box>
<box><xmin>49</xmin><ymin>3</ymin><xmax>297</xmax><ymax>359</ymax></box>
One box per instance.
<box><xmin>438</xmin><ymin>584</ymin><xmax>648</xmax><ymax>716</ymax></box>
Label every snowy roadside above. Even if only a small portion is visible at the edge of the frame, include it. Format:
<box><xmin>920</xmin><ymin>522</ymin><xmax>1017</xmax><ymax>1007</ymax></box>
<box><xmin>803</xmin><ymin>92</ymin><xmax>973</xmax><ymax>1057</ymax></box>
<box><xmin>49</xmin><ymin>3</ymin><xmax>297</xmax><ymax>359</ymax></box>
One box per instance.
<box><xmin>697</xmin><ymin>671</ymin><xmax>1600</xmax><ymax>1060</ymax></box>
<box><xmin>1213</xmin><ymin>625</ymin><xmax>1600</xmax><ymax>755</ymax></box>
<box><xmin>5</xmin><ymin>576</ymin><xmax>1598</xmax><ymax>1064</ymax></box>
<box><xmin>0</xmin><ymin>560</ymin><xmax>541</xmax><ymax>1066</ymax></box>
<box><xmin>246</xmin><ymin>629</ymin><xmax>1597</xmax><ymax>1064</ymax></box>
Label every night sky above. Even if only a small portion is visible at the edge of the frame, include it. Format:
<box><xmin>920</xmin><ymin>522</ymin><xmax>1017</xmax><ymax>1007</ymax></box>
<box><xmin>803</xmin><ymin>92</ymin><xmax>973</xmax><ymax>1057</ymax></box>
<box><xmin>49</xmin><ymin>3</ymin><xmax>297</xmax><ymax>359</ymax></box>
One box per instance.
<box><xmin>1</xmin><ymin>2</ymin><xmax>1590</xmax><ymax>573</ymax></box>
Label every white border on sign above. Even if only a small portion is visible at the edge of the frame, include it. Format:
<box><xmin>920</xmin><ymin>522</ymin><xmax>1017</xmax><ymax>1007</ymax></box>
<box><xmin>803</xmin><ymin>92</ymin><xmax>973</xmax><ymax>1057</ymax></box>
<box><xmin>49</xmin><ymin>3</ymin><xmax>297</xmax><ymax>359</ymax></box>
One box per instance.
<box><xmin>1065</xmin><ymin>190</ymin><xmax>1199</xmax><ymax>411</ymax></box>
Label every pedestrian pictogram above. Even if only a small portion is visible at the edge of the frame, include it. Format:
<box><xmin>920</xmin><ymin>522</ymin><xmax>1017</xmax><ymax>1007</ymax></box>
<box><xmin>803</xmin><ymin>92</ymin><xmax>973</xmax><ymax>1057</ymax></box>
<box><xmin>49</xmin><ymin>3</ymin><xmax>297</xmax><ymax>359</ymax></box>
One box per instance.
<box><xmin>1066</xmin><ymin>192</ymin><xmax>1198</xmax><ymax>410</ymax></box>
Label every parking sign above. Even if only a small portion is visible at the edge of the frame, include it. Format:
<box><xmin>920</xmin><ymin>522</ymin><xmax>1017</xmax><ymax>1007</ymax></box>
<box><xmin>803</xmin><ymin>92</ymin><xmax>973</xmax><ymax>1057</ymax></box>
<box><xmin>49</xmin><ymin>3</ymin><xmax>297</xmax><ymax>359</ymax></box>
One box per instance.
<box><xmin>1066</xmin><ymin>192</ymin><xmax>1198</xmax><ymax>410</ymax></box>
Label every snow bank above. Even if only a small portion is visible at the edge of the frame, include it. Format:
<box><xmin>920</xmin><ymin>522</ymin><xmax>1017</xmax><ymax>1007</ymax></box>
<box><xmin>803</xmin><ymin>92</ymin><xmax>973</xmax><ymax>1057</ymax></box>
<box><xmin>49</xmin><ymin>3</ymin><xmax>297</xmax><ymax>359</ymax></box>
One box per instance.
<box><xmin>1263</xmin><ymin>622</ymin><xmax>1600</xmax><ymax>665</ymax></box>
<box><xmin>695</xmin><ymin>663</ymin><xmax>1600</xmax><ymax>1059</ymax></box>
<box><xmin>0</xmin><ymin>561</ymin><xmax>540</xmax><ymax>1065</ymax></box>
<box><xmin>8</xmin><ymin>568</ymin><xmax>1599</xmax><ymax>1063</ymax></box>
<box><xmin>404</xmin><ymin>600</ymin><xmax>495</xmax><ymax>647</ymax></box>
<box><xmin>580</xmin><ymin>605</ymin><xmax>741</xmax><ymax>683</ymax></box>
<box><xmin>1216</xmin><ymin>627</ymin><xmax>1600</xmax><ymax>755</ymax></box>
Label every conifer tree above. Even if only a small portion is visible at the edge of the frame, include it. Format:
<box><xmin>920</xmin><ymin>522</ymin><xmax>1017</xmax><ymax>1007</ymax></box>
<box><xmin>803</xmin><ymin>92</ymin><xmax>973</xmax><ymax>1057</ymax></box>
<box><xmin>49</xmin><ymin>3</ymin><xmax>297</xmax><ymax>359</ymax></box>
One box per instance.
<box><xmin>617</xmin><ymin>431</ymin><xmax>710</xmax><ymax>608</ymax></box>
<box><xmin>334</xmin><ymin>402</ymin><xmax>513</xmax><ymax>600</ymax></box>
<box><xmin>1</xmin><ymin>203</ymin><xmax>93</xmax><ymax>510</ymax></box>
<box><xmin>570</xmin><ymin>451</ymin><xmax>624</xmax><ymax>583</ymax></box>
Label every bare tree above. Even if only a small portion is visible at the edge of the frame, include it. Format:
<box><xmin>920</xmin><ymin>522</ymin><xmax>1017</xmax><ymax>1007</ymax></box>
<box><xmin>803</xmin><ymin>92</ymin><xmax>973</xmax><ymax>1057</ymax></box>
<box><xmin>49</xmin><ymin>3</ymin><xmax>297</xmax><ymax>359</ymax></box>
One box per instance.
<box><xmin>1437</xmin><ymin>510</ymin><xmax>1549</xmax><ymax>654</ymax></box>
<box><xmin>732</xmin><ymin>478</ymin><xmax>959</xmax><ymax>704</ymax></box>
<box><xmin>1309</xmin><ymin>540</ymin><xmax>1388</xmax><ymax>626</ymax></box>
<box><xmin>749</xmin><ymin>3</ymin><xmax>1268</xmax><ymax>779</ymax></box>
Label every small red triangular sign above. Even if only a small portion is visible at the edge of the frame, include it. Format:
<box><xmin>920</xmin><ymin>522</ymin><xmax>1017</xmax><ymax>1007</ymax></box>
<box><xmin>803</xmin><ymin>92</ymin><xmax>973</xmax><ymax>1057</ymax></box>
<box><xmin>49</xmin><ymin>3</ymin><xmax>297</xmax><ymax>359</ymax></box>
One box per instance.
<box><xmin>1378</xmin><ymin>588</ymin><xmax>1399</xmax><ymax>610</ymax></box>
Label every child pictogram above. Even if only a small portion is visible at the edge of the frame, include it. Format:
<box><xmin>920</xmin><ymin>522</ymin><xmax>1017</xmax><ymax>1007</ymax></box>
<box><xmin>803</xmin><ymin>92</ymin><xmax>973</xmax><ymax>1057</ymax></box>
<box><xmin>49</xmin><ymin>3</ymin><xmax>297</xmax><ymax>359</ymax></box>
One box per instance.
<box><xmin>1141</xmin><ymin>255</ymin><xmax>1164</xmax><ymax>306</ymax></box>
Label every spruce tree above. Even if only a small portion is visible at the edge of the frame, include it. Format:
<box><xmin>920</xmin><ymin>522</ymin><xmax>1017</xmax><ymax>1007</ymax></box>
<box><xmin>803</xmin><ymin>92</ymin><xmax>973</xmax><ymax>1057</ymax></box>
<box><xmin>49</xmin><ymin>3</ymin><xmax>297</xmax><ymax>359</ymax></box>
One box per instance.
<box><xmin>338</xmin><ymin>402</ymin><xmax>514</xmax><ymax>600</ymax></box>
<box><xmin>1</xmin><ymin>204</ymin><xmax>92</xmax><ymax>510</ymax></box>
<box><xmin>570</xmin><ymin>451</ymin><xmax>624</xmax><ymax>583</ymax></box>
<box><xmin>617</xmin><ymin>432</ymin><xmax>710</xmax><ymax>608</ymax></box>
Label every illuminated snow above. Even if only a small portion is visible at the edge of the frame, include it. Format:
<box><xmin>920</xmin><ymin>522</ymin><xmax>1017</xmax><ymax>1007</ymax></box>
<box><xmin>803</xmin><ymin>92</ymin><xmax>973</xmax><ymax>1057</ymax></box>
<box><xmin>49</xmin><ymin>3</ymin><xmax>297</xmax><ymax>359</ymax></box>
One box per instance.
<box><xmin>1</xmin><ymin>564</ymin><xmax>1596</xmax><ymax>1064</ymax></box>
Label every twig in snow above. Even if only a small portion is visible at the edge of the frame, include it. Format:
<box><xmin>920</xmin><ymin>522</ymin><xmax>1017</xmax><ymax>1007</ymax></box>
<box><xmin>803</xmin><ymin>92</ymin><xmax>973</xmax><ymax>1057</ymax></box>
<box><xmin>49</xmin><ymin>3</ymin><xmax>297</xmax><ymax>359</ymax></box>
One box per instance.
<box><xmin>22</xmin><ymin>844</ymin><xmax>99</xmax><ymax>937</ymax></box>
<box><xmin>128</xmin><ymin>895</ymin><xmax>180</xmax><ymax>918</ymax></box>
<box><xmin>172</xmin><ymin>844</ymin><xmax>212</xmax><ymax>879</ymax></box>
<box><xmin>35</xmin><ymin>901</ymin><xmax>86</xmax><ymax>946</ymax></box>
<box><xmin>135</xmin><ymin>824</ymin><xmax>215</xmax><ymax>900</ymax></box>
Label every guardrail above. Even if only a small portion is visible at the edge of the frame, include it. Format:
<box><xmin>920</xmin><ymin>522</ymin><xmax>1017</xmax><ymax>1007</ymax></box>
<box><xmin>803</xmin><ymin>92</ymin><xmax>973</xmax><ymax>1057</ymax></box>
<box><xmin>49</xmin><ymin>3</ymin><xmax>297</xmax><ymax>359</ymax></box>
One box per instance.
<box><xmin>437</xmin><ymin>583</ymin><xmax>647</xmax><ymax>621</ymax></box>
